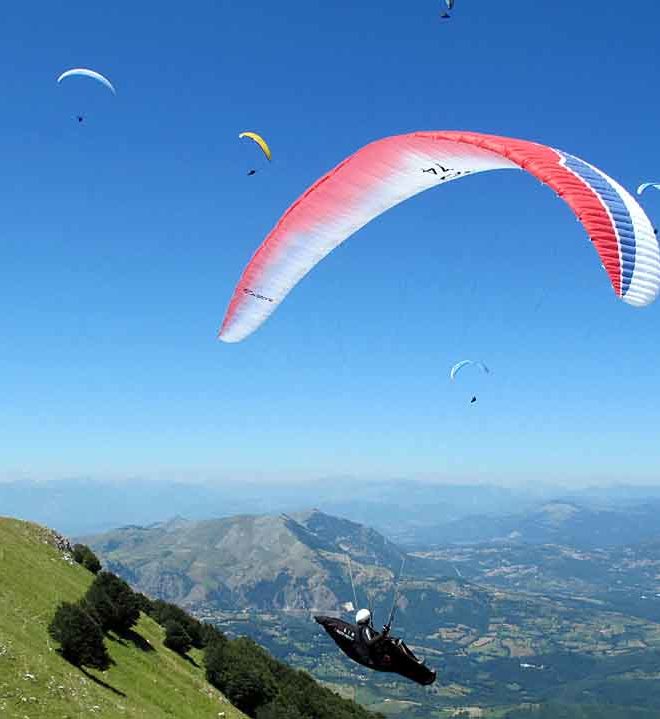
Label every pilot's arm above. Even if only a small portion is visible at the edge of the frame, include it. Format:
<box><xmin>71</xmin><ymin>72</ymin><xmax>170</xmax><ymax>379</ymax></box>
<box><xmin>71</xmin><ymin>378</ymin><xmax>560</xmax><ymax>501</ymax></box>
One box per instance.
<box><xmin>362</xmin><ymin>625</ymin><xmax>383</xmax><ymax>647</ymax></box>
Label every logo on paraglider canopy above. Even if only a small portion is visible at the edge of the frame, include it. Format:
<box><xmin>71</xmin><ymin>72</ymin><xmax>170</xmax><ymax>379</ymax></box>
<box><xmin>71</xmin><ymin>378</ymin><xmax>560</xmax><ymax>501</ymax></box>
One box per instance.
<box><xmin>422</xmin><ymin>164</ymin><xmax>472</xmax><ymax>182</ymax></box>
<box><xmin>243</xmin><ymin>287</ymin><xmax>274</xmax><ymax>303</ymax></box>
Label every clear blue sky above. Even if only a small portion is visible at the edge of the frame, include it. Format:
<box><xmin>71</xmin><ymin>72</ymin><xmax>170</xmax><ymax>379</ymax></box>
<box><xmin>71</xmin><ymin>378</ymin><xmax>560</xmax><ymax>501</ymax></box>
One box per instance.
<box><xmin>1</xmin><ymin>0</ymin><xmax>659</xmax><ymax>485</ymax></box>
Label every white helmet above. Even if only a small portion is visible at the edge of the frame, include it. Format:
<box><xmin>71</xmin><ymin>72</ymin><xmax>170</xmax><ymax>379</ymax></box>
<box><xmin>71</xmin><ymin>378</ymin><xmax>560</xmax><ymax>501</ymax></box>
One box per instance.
<box><xmin>355</xmin><ymin>608</ymin><xmax>371</xmax><ymax>625</ymax></box>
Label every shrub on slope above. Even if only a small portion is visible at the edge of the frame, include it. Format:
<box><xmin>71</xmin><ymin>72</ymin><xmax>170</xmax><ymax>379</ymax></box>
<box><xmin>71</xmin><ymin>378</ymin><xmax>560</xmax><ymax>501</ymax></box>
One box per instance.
<box><xmin>47</xmin><ymin>602</ymin><xmax>110</xmax><ymax>669</ymax></box>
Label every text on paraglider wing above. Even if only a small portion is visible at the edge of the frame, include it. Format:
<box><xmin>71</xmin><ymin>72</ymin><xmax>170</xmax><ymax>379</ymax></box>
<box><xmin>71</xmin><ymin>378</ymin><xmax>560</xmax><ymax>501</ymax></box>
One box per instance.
<box><xmin>335</xmin><ymin>627</ymin><xmax>355</xmax><ymax>640</ymax></box>
<box><xmin>422</xmin><ymin>166</ymin><xmax>473</xmax><ymax>184</ymax></box>
<box><xmin>243</xmin><ymin>288</ymin><xmax>274</xmax><ymax>302</ymax></box>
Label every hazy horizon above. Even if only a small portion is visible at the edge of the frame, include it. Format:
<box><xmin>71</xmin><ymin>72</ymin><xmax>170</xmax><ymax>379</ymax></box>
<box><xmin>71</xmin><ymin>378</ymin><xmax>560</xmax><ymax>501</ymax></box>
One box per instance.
<box><xmin>3</xmin><ymin>470</ymin><xmax>660</xmax><ymax>490</ymax></box>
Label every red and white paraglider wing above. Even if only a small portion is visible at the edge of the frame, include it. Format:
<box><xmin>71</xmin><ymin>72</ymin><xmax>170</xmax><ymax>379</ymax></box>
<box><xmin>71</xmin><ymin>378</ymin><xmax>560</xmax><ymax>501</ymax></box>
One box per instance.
<box><xmin>219</xmin><ymin>131</ymin><xmax>660</xmax><ymax>343</ymax></box>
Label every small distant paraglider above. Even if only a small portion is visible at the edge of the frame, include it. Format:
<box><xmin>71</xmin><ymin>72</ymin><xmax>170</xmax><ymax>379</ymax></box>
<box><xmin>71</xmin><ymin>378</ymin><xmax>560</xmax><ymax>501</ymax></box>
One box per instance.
<box><xmin>57</xmin><ymin>68</ymin><xmax>115</xmax><ymax>124</ymax></box>
<box><xmin>637</xmin><ymin>182</ymin><xmax>660</xmax><ymax>196</ymax></box>
<box><xmin>239</xmin><ymin>131</ymin><xmax>272</xmax><ymax>176</ymax></box>
<box><xmin>57</xmin><ymin>68</ymin><xmax>116</xmax><ymax>95</ymax></box>
<box><xmin>441</xmin><ymin>0</ymin><xmax>454</xmax><ymax>19</ymax></box>
<box><xmin>450</xmin><ymin>360</ymin><xmax>489</xmax><ymax>405</ymax></box>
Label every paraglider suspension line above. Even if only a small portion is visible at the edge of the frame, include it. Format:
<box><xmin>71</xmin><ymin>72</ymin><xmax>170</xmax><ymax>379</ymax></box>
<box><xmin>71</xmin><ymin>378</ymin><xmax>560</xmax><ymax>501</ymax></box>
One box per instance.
<box><xmin>384</xmin><ymin>558</ymin><xmax>406</xmax><ymax>637</ymax></box>
<box><xmin>346</xmin><ymin>556</ymin><xmax>358</xmax><ymax>611</ymax></box>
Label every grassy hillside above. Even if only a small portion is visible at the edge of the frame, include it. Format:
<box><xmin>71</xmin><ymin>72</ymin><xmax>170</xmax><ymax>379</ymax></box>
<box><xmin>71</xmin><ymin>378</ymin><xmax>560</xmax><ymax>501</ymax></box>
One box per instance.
<box><xmin>0</xmin><ymin>517</ymin><xmax>247</xmax><ymax>719</ymax></box>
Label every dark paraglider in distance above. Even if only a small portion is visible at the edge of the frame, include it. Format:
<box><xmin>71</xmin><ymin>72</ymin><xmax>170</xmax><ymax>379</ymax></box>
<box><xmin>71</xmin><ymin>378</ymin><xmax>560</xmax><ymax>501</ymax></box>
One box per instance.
<box><xmin>471</xmin><ymin>396</ymin><xmax>477</xmax><ymax>404</ymax></box>
<box><xmin>247</xmin><ymin>169</ymin><xmax>256</xmax><ymax>176</ymax></box>
<box><xmin>440</xmin><ymin>12</ymin><xmax>451</xmax><ymax>19</ymax></box>
<box><xmin>76</xmin><ymin>115</ymin><xmax>84</xmax><ymax>123</ymax></box>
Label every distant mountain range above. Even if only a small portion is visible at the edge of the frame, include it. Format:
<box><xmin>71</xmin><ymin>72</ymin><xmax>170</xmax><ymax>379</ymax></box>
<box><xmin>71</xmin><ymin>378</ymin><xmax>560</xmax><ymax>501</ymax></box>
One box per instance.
<box><xmin>5</xmin><ymin>475</ymin><xmax>660</xmax><ymax>544</ymax></box>
<box><xmin>0</xmin><ymin>476</ymin><xmax>541</xmax><ymax>538</ymax></box>
<box><xmin>412</xmin><ymin>500</ymin><xmax>660</xmax><ymax>548</ymax></box>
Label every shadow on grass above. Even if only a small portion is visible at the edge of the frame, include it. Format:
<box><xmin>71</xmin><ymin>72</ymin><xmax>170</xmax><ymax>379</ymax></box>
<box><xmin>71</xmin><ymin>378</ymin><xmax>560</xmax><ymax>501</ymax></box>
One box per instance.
<box><xmin>183</xmin><ymin>653</ymin><xmax>200</xmax><ymax>668</ymax></box>
<box><xmin>110</xmin><ymin>628</ymin><xmax>155</xmax><ymax>653</ymax></box>
<box><xmin>81</xmin><ymin>668</ymin><xmax>126</xmax><ymax>697</ymax></box>
<box><xmin>123</xmin><ymin>628</ymin><xmax>156</xmax><ymax>652</ymax></box>
<box><xmin>57</xmin><ymin>648</ymin><xmax>116</xmax><ymax>673</ymax></box>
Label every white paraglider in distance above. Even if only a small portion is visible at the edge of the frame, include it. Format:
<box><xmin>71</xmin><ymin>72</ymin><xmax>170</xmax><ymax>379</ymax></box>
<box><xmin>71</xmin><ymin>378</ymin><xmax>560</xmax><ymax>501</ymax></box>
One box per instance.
<box><xmin>57</xmin><ymin>68</ymin><xmax>116</xmax><ymax>95</ymax></box>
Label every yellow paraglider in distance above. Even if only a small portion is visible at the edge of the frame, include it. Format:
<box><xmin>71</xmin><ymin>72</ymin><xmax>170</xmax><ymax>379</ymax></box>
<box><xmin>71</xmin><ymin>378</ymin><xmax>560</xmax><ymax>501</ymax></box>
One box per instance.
<box><xmin>239</xmin><ymin>131</ymin><xmax>272</xmax><ymax>162</ymax></box>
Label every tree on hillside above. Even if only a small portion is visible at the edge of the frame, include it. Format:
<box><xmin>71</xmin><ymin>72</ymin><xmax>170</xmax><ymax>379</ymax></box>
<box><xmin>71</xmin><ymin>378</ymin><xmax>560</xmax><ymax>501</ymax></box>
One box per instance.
<box><xmin>201</xmin><ymin>621</ymin><xmax>226</xmax><ymax>647</ymax></box>
<box><xmin>134</xmin><ymin>591</ymin><xmax>154</xmax><ymax>615</ymax></box>
<box><xmin>164</xmin><ymin>620</ymin><xmax>193</xmax><ymax>655</ymax></box>
<box><xmin>256</xmin><ymin>697</ymin><xmax>304</xmax><ymax>719</ymax></box>
<box><xmin>203</xmin><ymin>635</ymin><xmax>226</xmax><ymax>671</ymax></box>
<box><xmin>254</xmin><ymin>650</ymin><xmax>381</xmax><ymax>719</ymax></box>
<box><xmin>149</xmin><ymin>599</ymin><xmax>205</xmax><ymax>648</ymax></box>
<box><xmin>205</xmin><ymin>637</ymin><xmax>277</xmax><ymax>716</ymax></box>
<box><xmin>206</xmin><ymin>633</ymin><xmax>378</xmax><ymax>719</ymax></box>
<box><xmin>82</xmin><ymin>580</ymin><xmax>116</xmax><ymax>632</ymax></box>
<box><xmin>48</xmin><ymin>601</ymin><xmax>110</xmax><ymax>670</ymax></box>
<box><xmin>72</xmin><ymin>543</ymin><xmax>102</xmax><ymax>574</ymax></box>
<box><xmin>87</xmin><ymin>571</ymin><xmax>140</xmax><ymax>634</ymax></box>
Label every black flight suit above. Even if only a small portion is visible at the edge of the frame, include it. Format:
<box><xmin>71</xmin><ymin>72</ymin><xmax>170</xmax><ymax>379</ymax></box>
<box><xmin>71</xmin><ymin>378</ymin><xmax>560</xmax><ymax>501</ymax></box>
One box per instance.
<box><xmin>357</xmin><ymin>623</ymin><xmax>391</xmax><ymax>667</ymax></box>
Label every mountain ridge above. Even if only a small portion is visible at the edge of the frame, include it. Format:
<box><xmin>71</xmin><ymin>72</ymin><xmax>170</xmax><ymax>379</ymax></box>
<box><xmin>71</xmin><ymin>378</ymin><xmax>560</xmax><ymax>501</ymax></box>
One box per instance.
<box><xmin>83</xmin><ymin>509</ymin><xmax>408</xmax><ymax>612</ymax></box>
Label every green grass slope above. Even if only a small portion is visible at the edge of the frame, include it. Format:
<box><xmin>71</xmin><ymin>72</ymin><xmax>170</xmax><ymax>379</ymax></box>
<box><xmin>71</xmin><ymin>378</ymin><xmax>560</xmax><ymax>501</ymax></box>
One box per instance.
<box><xmin>0</xmin><ymin>517</ymin><xmax>247</xmax><ymax>719</ymax></box>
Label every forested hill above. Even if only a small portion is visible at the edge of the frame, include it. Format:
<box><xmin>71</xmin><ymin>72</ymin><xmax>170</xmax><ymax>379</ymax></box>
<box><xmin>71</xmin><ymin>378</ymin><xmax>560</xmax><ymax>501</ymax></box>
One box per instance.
<box><xmin>0</xmin><ymin>516</ymin><xmax>380</xmax><ymax>719</ymax></box>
